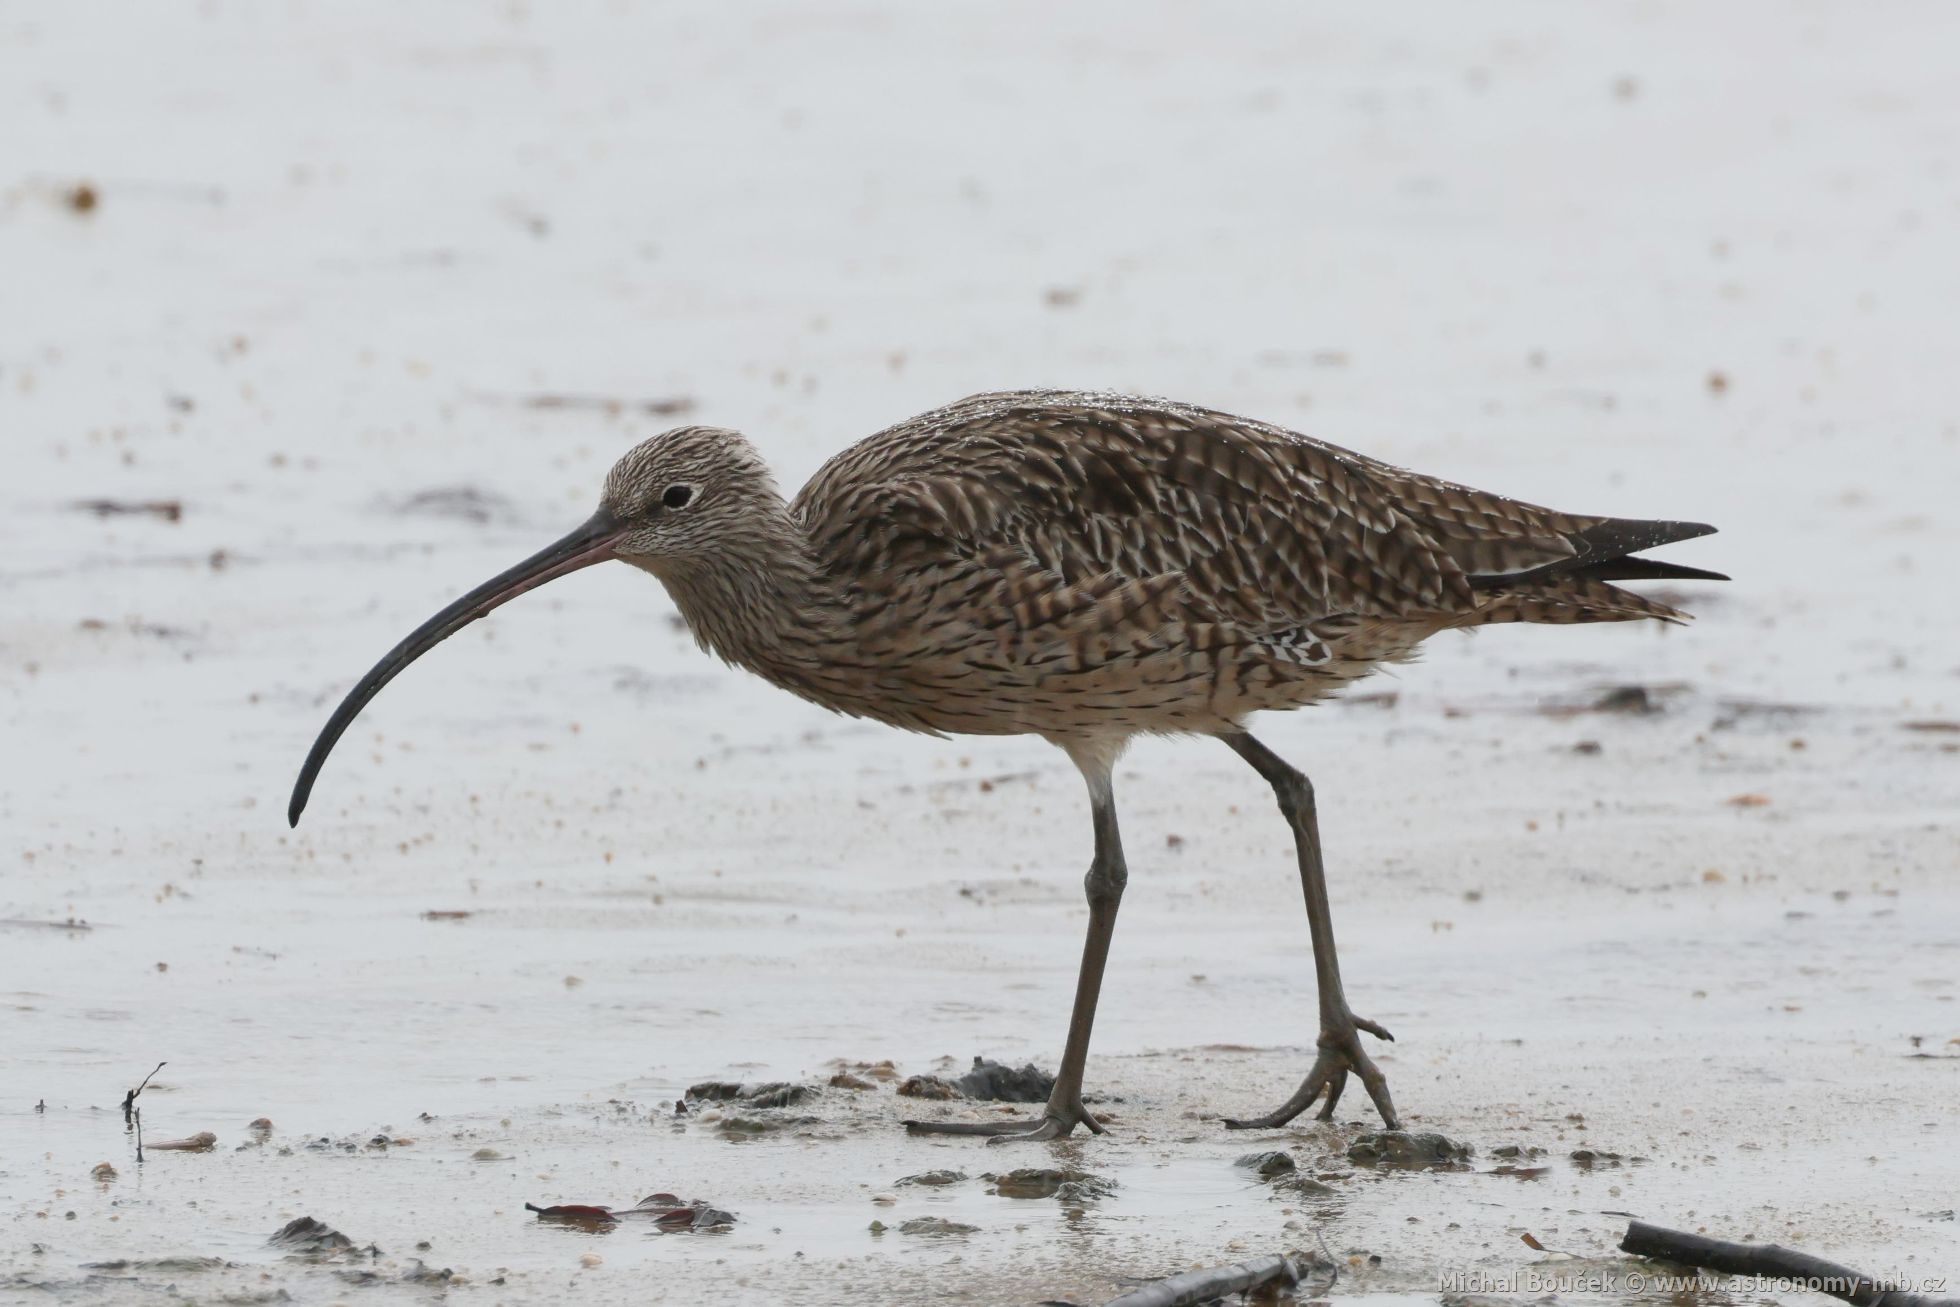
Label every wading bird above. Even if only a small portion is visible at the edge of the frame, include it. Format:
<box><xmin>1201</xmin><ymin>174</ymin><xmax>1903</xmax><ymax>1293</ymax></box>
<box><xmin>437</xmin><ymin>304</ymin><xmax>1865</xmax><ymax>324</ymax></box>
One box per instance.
<box><xmin>290</xmin><ymin>390</ymin><xmax>1723</xmax><ymax>1141</ymax></box>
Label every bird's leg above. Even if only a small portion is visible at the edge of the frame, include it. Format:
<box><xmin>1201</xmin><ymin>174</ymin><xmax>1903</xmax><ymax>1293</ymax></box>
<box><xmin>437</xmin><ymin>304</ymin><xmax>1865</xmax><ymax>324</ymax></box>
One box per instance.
<box><xmin>1221</xmin><ymin>732</ymin><xmax>1401</xmax><ymax>1131</ymax></box>
<box><xmin>905</xmin><ymin>760</ymin><xmax>1125</xmax><ymax>1142</ymax></box>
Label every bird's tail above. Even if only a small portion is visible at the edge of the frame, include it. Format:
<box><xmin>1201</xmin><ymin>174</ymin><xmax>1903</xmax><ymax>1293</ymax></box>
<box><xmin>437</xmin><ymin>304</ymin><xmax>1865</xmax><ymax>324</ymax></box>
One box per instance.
<box><xmin>1460</xmin><ymin>518</ymin><xmax>1725</xmax><ymax>627</ymax></box>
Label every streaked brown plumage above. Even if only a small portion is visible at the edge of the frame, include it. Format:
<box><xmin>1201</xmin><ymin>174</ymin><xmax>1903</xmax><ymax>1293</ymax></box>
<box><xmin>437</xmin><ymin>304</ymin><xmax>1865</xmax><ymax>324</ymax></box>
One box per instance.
<box><xmin>292</xmin><ymin>389</ymin><xmax>1724</xmax><ymax>1140</ymax></box>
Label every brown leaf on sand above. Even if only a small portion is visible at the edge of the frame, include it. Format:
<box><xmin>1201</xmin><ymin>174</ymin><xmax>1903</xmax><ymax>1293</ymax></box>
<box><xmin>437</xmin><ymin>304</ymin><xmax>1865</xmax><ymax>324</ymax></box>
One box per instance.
<box><xmin>625</xmin><ymin>1194</ymin><xmax>735</xmax><ymax>1230</ymax></box>
<box><xmin>526</xmin><ymin>1194</ymin><xmax>734</xmax><ymax>1232</ymax></box>
<box><xmin>524</xmin><ymin>1204</ymin><xmax>617</xmax><ymax>1227</ymax></box>
<box><xmin>148</xmin><ymin>1131</ymin><xmax>217</xmax><ymax>1152</ymax></box>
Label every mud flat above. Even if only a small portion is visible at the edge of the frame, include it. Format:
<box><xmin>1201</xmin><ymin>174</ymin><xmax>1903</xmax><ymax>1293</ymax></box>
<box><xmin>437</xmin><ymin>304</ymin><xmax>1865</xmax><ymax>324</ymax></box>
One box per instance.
<box><xmin>4</xmin><ymin>2</ymin><xmax>1958</xmax><ymax>1303</ymax></box>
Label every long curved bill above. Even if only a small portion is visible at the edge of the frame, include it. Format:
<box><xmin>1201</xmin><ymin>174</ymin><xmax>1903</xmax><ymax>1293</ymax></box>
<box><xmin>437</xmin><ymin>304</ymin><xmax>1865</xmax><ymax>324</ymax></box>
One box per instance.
<box><xmin>288</xmin><ymin>509</ymin><xmax>626</xmax><ymax>827</ymax></box>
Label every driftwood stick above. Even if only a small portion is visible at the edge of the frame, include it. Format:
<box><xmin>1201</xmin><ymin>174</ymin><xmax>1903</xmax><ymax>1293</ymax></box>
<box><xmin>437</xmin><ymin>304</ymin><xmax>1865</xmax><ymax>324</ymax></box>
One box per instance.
<box><xmin>1102</xmin><ymin>1250</ymin><xmax>1331</xmax><ymax>1307</ymax></box>
<box><xmin>1621</xmin><ymin>1221</ymin><xmax>1959</xmax><ymax>1307</ymax></box>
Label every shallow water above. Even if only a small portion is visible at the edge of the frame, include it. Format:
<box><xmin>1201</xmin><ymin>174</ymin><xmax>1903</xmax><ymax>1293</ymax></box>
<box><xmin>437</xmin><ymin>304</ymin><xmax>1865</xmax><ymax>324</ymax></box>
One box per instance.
<box><xmin>5</xmin><ymin>2</ymin><xmax>1959</xmax><ymax>1303</ymax></box>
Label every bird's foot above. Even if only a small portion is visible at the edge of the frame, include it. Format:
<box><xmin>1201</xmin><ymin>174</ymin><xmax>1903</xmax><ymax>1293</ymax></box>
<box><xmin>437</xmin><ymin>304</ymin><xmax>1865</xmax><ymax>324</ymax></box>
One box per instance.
<box><xmin>1224</xmin><ymin>1011</ymin><xmax>1399</xmax><ymax>1131</ymax></box>
<box><xmin>904</xmin><ymin>1094</ymin><xmax>1103</xmax><ymax>1143</ymax></box>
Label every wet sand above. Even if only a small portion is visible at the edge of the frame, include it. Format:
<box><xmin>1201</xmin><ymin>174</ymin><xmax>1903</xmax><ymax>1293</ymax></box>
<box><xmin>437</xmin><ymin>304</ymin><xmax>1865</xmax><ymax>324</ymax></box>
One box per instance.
<box><xmin>4</xmin><ymin>3</ymin><xmax>1958</xmax><ymax>1303</ymax></box>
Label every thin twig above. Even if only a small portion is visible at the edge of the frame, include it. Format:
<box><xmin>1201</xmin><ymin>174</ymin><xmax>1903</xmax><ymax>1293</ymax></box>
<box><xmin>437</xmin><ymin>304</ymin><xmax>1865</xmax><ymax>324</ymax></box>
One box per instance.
<box><xmin>1621</xmin><ymin>1221</ymin><xmax>1959</xmax><ymax>1307</ymax></box>
<box><xmin>122</xmin><ymin>1062</ymin><xmax>164</xmax><ymax>1124</ymax></box>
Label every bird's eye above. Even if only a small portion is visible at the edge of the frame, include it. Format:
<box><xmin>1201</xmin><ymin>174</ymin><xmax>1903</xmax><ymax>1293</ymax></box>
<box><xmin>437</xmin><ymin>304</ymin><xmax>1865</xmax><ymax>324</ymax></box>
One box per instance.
<box><xmin>661</xmin><ymin>484</ymin><xmax>694</xmax><ymax>510</ymax></box>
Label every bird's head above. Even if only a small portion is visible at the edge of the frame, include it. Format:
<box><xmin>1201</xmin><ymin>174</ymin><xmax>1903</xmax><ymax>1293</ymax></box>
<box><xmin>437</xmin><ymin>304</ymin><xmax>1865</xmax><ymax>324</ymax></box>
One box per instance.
<box><xmin>599</xmin><ymin>425</ymin><xmax>781</xmax><ymax>567</ymax></box>
<box><xmin>286</xmin><ymin>424</ymin><xmax>779</xmax><ymax>827</ymax></box>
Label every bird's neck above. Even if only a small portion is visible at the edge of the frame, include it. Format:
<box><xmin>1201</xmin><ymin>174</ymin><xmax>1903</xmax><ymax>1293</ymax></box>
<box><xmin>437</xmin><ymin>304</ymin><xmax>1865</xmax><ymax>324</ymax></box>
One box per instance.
<box><xmin>631</xmin><ymin>505</ymin><xmax>852</xmax><ymax>700</ymax></box>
